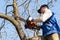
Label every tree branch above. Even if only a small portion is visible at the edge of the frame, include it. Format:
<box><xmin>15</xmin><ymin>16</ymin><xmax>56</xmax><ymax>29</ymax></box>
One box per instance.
<box><xmin>0</xmin><ymin>13</ymin><xmax>26</xmax><ymax>40</ymax></box>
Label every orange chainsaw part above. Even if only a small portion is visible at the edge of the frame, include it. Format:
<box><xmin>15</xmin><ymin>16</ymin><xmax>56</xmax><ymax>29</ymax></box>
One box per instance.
<box><xmin>30</xmin><ymin>21</ymin><xmax>36</xmax><ymax>26</ymax></box>
<box><xmin>25</xmin><ymin>21</ymin><xmax>36</xmax><ymax>29</ymax></box>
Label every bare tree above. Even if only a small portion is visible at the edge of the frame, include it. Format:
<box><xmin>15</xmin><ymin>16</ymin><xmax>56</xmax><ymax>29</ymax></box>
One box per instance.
<box><xmin>0</xmin><ymin>0</ymin><xmax>57</xmax><ymax>40</ymax></box>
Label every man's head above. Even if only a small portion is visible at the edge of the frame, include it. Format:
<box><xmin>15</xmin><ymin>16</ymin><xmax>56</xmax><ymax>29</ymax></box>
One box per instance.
<box><xmin>38</xmin><ymin>4</ymin><xmax>49</xmax><ymax>13</ymax></box>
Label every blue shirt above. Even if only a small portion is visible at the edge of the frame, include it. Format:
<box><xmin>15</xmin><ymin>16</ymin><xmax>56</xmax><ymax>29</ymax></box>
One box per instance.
<box><xmin>41</xmin><ymin>12</ymin><xmax>60</xmax><ymax>36</ymax></box>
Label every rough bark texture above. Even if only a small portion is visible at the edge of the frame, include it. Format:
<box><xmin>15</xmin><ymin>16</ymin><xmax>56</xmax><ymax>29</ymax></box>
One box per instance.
<box><xmin>13</xmin><ymin>0</ymin><xmax>26</xmax><ymax>40</ymax></box>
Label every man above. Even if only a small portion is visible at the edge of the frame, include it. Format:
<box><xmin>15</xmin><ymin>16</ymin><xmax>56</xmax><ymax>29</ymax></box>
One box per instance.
<box><xmin>29</xmin><ymin>4</ymin><xmax>60</xmax><ymax>40</ymax></box>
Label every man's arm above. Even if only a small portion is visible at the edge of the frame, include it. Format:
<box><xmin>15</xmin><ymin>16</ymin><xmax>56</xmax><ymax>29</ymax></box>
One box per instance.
<box><xmin>33</xmin><ymin>9</ymin><xmax>52</xmax><ymax>22</ymax></box>
<box><xmin>33</xmin><ymin>18</ymin><xmax>43</xmax><ymax>22</ymax></box>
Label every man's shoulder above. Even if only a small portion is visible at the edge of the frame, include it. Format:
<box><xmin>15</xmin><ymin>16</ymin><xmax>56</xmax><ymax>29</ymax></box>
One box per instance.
<box><xmin>44</xmin><ymin>9</ymin><xmax>52</xmax><ymax>16</ymax></box>
<box><xmin>46</xmin><ymin>9</ymin><xmax>52</xmax><ymax>13</ymax></box>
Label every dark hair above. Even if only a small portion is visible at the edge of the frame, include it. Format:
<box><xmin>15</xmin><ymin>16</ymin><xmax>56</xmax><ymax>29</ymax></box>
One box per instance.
<box><xmin>38</xmin><ymin>4</ymin><xmax>49</xmax><ymax>13</ymax></box>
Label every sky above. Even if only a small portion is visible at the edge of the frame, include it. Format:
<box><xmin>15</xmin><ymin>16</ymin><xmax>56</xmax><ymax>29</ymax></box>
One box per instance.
<box><xmin>0</xmin><ymin>0</ymin><xmax>60</xmax><ymax>40</ymax></box>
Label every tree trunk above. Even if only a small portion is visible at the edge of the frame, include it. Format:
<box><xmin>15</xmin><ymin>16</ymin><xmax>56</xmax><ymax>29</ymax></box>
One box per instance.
<box><xmin>12</xmin><ymin>0</ymin><xmax>27</xmax><ymax>40</ymax></box>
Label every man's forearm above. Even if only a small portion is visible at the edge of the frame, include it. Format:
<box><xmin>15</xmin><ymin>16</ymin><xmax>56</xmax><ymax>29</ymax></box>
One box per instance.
<box><xmin>28</xmin><ymin>17</ymin><xmax>43</xmax><ymax>22</ymax></box>
<box><xmin>33</xmin><ymin>19</ymin><xmax>43</xmax><ymax>22</ymax></box>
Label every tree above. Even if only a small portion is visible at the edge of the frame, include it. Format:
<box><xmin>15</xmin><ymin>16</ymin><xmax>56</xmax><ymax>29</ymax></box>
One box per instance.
<box><xmin>0</xmin><ymin>0</ymin><xmax>57</xmax><ymax>40</ymax></box>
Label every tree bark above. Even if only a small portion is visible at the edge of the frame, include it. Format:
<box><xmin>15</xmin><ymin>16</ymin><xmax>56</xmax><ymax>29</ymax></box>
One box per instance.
<box><xmin>0</xmin><ymin>13</ymin><xmax>26</xmax><ymax>40</ymax></box>
<box><xmin>13</xmin><ymin>0</ymin><xmax>26</xmax><ymax>40</ymax></box>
